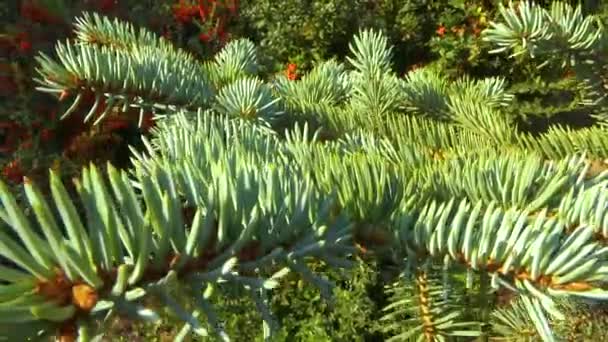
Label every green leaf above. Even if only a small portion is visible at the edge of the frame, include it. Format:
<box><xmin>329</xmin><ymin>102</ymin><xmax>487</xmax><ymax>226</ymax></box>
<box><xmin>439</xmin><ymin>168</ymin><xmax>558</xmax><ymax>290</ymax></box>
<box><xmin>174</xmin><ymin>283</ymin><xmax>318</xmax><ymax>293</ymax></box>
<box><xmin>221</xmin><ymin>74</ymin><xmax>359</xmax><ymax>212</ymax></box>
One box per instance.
<box><xmin>0</xmin><ymin>180</ymin><xmax>55</xmax><ymax>270</ymax></box>
<box><xmin>30</xmin><ymin>302</ymin><xmax>76</xmax><ymax>322</ymax></box>
<box><xmin>49</xmin><ymin>170</ymin><xmax>91</xmax><ymax>261</ymax></box>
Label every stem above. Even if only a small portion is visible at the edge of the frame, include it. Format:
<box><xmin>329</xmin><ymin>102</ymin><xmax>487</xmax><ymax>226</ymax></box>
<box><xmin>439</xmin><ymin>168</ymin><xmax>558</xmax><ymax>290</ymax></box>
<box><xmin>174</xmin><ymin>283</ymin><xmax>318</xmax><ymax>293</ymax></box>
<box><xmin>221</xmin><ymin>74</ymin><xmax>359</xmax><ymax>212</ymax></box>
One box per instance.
<box><xmin>416</xmin><ymin>267</ymin><xmax>435</xmax><ymax>342</ymax></box>
<box><xmin>479</xmin><ymin>272</ymin><xmax>491</xmax><ymax>342</ymax></box>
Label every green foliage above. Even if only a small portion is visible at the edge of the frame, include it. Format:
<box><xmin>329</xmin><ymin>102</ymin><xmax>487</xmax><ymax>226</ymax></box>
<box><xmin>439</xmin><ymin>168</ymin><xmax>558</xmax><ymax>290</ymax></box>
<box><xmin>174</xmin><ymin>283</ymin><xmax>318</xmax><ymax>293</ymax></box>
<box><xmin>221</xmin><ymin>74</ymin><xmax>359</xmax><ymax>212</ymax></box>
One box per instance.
<box><xmin>237</xmin><ymin>0</ymin><xmax>451</xmax><ymax>74</ymax></box>
<box><xmin>426</xmin><ymin>0</ymin><xmax>492</xmax><ymax>76</ymax></box>
<box><xmin>492</xmin><ymin>296</ymin><xmax>608</xmax><ymax>341</ymax></box>
<box><xmin>103</xmin><ymin>259</ymin><xmax>380</xmax><ymax>341</ymax></box>
<box><xmin>483</xmin><ymin>0</ymin><xmax>608</xmax><ymax>123</ymax></box>
<box><xmin>238</xmin><ymin>0</ymin><xmax>363</xmax><ymax>71</ymax></box>
<box><xmin>378</xmin><ymin>263</ymin><xmax>481</xmax><ymax>341</ymax></box>
<box><xmin>267</xmin><ymin>260</ymin><xmax>379</xmax><ymax>341</ymax></box>
<box><xmin>3</xmin><ymin>4</ymin><xmax>608</xmax><ymax>341</ymax></box>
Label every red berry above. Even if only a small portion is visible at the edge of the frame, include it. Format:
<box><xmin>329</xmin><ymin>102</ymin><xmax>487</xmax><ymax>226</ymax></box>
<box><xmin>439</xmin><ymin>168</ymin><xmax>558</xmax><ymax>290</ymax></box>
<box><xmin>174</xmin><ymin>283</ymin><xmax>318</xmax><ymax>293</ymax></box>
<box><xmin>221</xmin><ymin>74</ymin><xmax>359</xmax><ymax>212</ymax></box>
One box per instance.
<box><xmin>18</xmin><ymin>39</ymin><xmax>32</xmax><ymax>53</ymax></box>
<box><xmin>2</xmin><ymin>160</ymin><xmax>24</xmax><ymax>184</ymax></box>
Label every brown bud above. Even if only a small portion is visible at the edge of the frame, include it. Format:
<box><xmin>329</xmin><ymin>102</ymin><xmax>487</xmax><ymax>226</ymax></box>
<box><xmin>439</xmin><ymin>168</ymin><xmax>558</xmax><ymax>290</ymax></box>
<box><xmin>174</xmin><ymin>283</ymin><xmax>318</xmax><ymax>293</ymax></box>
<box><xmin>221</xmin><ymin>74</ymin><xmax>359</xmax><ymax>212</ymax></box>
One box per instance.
<box><xmin>71</xmin><ymin>284</ymin><xmax>98</xmax><ymax>311</ymax></box>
